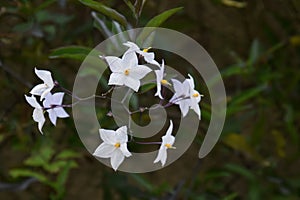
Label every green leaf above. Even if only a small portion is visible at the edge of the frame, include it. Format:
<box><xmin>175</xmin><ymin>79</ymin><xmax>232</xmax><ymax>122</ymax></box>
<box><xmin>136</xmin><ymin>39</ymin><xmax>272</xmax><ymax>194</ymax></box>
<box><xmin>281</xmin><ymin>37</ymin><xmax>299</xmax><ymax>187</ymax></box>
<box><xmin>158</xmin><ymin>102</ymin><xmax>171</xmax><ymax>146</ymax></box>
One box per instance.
<box><xmin>78</xmin><ymin>0</ymin><xmax>127</xmax><ymax>27</ymax></box>
<box><xmin>247</xmin><ymin>39</ymin><xmax>261</xmax><ymax>67</ymax></box>
<box><xmin>49</xmin><ymin>46</ymin><xmax>92</xmax><ymax>61</ymax></box>
<box><xmin>25</xmin><ymin>145</ymin><xmax>55</xmax><ymax>167</ymax></box>
<box><xmin>130</xmin><ymin>174</ymin><xmax>154</xmax><ymax>192</ymax></box>
<box><xmin>137</xmin><ymin>7</ymin><xmax>183</xmax><ymax>43</ymax></box>
<box><xmin>224</xmin><ymin>164</ymin><xmax>256</xmax><ymax>182</ymax></box>
<box><xmin>55</xmin><ymin>150</ymin><xmax>81</xmax><ymax>160</ymax></box>
<box><xmin>229</xmin><ymin>85</ymin><xmax>266</xmax><ymax>106</ymax></box>
<box><xmin>44</xmin><ymin>160</ymin><xmax>77</xmax><ymax>173</ymax></box>
<box><xmin>139</xmin><ymin>83</ymin><xmax>156</xmax><ymax>93</ymax></box>
<box><xmin>144</xmin><ymin>7</ymin><xmax>183</xmax><ymax>28</ymax></box>
<box><xmin>10</xmin><ymin>169</ymin><xmax>50</xmax><ymax>185</ymax></box>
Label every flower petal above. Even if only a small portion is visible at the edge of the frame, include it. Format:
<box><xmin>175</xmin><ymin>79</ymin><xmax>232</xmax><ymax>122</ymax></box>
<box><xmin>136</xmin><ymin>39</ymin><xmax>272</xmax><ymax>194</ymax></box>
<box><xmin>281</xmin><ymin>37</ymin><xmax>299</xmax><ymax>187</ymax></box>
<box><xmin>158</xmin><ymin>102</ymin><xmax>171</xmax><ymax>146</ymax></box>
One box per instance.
<box><xmin>124</xmin><ymin>76</ymin><xmax>140</xmax><ymax>92</ymax></box>
<box><xmin>129</xmin><ymin>65</ymin><xmax>151</xmax><ymax>79</ymax></box>
<box><xmin>35</xmin><ymin>68</ymin><xmax>54</xmax><ymax>86</ymax></box>
<box><xmin>122</xmin><ymin>49</ymin><xmax>138</xmax><ymax>68</ymax></box>
<box><xmin>108</xmin><ymin>72</ymin><xmax>125</xmax><ymax>86</ymax></box>
<box><xmin>179</xmin><ymin>99</ymin><xmax>190</xmax><ymax>117</ymax></box>
<box><xmin>154</xmin><ymin>146</ymin><xmax>167</xmax><ymax>166</ymax></box>
<box><xmin>99</xmin><ymin>129</ymin><xmax>117</xmax><ymax>144</ymax></box>
<box><xmin>115</xmin><ymin>126</ymin><xmax>128</xmax><ymax>143</ymax></box>
<box><xmin>111</xmin><ymin>150</ymin><xmax>125</xmax><ymax>171</ymax></box>
<box><xmin>30</xmin><ymin>84</ymin><xmax>47</xmax><ymax>96</ymax></box>
<box><xmin>51</xmin><ymin>92</ymin><xmax>65</xmax><ymax>105</ymax></box>
<box><xmin>120</xmin><ymin>143</ymin><xmax>132</xmax><ymax>157</ymax></box>
<box><xmin>165</xmin><ymin>120</ymin><xmax>173</xmax><ymax>136</ymax></box>
<box><xmin>40</xmin><ymin>87</ymin><xmax>52</xmax><ymax>100</ymax></box>
<box><xmin>93</xmin><ymin>143</ymin><xmax>115</xmax><ymax>158</ymax></box>
<box><xmin>171</xmin><ymin>79</ymin><xmax>184</xmax><ymax>97</ymax></box>
<box><xmin>105</xmin><ymin>56</ymin><xmax>123</xmax><ymax>72</ymax></box>
<box><xmin>54</xmin><ymin>107</ymin><xmax>69</xmax><ymax>118</ymax></box>
<box><xmin>33</xmin><ymin>108</ymin><xmax>45</xmax><ymax>134</ymax></box>
<box><xmin>187</xmin><ymin>74</ymin><xmax>195</xmax><ymax>89</ymax></box>
<box><xmin>25</xmin><ymin>95</ymin><xmax>41</xmax><ymax>109</ymax></box>
<box><xmin>123</xmin><ymin>41</ymin><xmax>139</xmax><ymax>51</ymax></box>
<box><xmin>47</xmin><ymin>109</ymin><xmax>57</xmax><ymax>126</ymax></box>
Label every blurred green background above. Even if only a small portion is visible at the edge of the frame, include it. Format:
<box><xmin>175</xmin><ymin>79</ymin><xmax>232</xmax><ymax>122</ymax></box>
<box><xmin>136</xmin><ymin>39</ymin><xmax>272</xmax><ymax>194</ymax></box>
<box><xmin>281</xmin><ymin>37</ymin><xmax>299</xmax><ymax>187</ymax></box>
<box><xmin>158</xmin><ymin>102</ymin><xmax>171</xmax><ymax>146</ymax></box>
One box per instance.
<box><xmin>0</xmin><ymin>0</ymin><xmax>300</xmax><ymax>199</ymax></box>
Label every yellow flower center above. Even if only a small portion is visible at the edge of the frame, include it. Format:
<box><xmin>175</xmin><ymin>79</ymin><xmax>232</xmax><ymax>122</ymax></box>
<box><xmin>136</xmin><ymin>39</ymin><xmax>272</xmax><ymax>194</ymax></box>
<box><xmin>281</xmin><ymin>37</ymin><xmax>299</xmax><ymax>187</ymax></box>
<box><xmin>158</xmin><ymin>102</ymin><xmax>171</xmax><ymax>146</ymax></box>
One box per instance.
<box><xmin>142</xmin><ymin>47</ymin><xmax>151</xmax><ymax>52</ymax></box>
<box><xmin>160</xmin><ymin>79</ymin><xmax>169</xmax><ymax>85</ymax></box>
<box><xmin>114</xmin><ymin>143</ymin><xmax>120</xmax><ymax>148</ymax></box>
<box><xmin>165</xmin><ymin>144</ymin><xmax>172</xmax><ymax>148</ymax></box>
<box><xmin>124</xmin><ymin>69</ymin><xmax>130</xmax><ymax>75</ymax></box>
<box><xmin>192</xmin><ymin>93</ymin><xmax>199</xmax><ymax>98</ymax></box>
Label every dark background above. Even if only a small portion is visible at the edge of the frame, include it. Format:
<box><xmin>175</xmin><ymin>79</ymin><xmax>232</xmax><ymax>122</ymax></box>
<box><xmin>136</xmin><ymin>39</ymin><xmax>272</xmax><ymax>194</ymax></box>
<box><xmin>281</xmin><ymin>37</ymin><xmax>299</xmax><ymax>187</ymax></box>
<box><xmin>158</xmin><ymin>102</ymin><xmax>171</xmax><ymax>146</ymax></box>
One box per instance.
<box><xmin>0</xmin><ymin>0</ymin><xmax>299</xmax><ymax>199</ymax></box>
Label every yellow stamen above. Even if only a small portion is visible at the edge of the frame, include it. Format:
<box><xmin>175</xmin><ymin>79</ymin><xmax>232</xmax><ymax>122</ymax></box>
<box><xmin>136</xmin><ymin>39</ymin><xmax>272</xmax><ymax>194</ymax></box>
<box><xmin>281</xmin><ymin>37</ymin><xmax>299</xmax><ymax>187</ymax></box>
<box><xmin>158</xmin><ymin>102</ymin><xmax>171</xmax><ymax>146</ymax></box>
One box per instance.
<box><xmin>114</xmin><ymin>143</ymin><xmax>120</xmax><ymax>148</ymax></box>
<box><xmin>192</xmin><ymin>93</ymin><xmax>199</xmax><ymax>98</ymax></box>
<box><xmin>124</xmin><ymin>69</ymin><xmax>130</xmax><ymax>75</ymax></box>
<box><xmin>165</xmin><ymin>144</ymin><xmax>172</xmax><ymax>148</ymax></box>
<box><xmin>160</xmin><ymin>79</ymin><xmax>169</xmax><ymax>85</ymax></box>
<box><xmin>143</xmin><ymin>47</ymin><xmax>151</xmax><ymax>52</ymax></box>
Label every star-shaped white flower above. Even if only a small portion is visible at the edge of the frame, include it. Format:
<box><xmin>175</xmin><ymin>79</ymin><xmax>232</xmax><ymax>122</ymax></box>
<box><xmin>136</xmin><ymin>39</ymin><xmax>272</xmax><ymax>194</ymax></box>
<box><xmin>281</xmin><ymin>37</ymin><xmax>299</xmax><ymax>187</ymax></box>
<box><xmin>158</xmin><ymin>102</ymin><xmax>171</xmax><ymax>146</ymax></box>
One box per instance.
<box><xmin>30</xmin><ymin>68</ymin><xmax>54</xmax><ymax>100</ymax></box>
<box><xmin>154</xmin><ymin>60</ymin><xmax>171</xmax><ymax>99</ymax></box>
<box><xmin>25</xmin><ymin>95</ymin><xmax>45</xmax><ymax>134</ymax></box>
<box><xmin>169</xmin><ymin>78</ymin><xmax>191</xmax><ymax>117</ymax></box>
<box><xmin>187</xmin><ymin>74</ymin><xmax>203</xmax><ymax>119</ymax></box>
<box><xmin>104</xmin><ymin>49</ymin><xmax>152</xmax><ymax>92</ymax></box>
<box><xmin>123</xmin><ymin>41</ymin><xmax>160</xmax><ymax>67</ymax></box>
<box><xmin>43</xmin><ymin>92</ymin><xmax>69</xmax><ymax>126</ymax></box>
<box><xmin>169</xmin><ymin>75</ymin><xmax>203</xmax><ymax>119</ymax></box>
<box><xmin>93</xmin><ymin>126</ymin><xmax>132</xmax><ymax>171</ymax></box>
<box><xmin>154</xmin><ymin>120</ymin><xmax>175</xmax><ymax>166</ymax></box>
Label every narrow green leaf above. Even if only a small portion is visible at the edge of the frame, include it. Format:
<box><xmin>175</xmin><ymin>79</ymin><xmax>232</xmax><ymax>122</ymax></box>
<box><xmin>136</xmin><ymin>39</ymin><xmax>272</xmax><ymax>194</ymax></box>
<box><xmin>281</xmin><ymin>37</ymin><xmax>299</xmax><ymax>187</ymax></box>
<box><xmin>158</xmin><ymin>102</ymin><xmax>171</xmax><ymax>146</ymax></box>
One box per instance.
<box><xmin>10</xmin><ymin>169</ymin><xmax>50</xmax><ymax>185</ymax></box>
<box><xmin>247</xmin><ymin>39</ymin><xmax>261</xmax><ymax>67</ymax></box>
<box><xmin>229</xmin><ymin>85</ymin><xmax>266</xmax><ymax>106</ymax></box>
<box><xmin>78</xmin><ymin>0</ymin><xmax>127</xmax><ymax>27</ymax></box>
<box><xmin>139</xmin><ymin>83</ymin><xmax>156</xmax><ymax>93</ymax></box>
<box><xmin>137</xmin><ymin>7</ymin><xmax>183</xmax><ymax>43</ymax></box>
<box><xmin>49</xmin><ymin>46</ymin><xmax>92</xmax><ymax>61</ymax></box>
<box><xmin>55</xmin><ymin>150</ymin><xmax>81</xmax><ymax>160</ymax></box>
<box><xmin>224</xmin><ymin>164</ymin><xmax>256</xmax><ymax>182</ymax></box>
<box><xmin>144</xmin><ymin>7</ymin><xmax>183</xmax><ymax>28</ymax></box>
<box><xmin>130</xmin><ymin>174</ymin><xmax>154</xmax><ymax>192</ymax></box>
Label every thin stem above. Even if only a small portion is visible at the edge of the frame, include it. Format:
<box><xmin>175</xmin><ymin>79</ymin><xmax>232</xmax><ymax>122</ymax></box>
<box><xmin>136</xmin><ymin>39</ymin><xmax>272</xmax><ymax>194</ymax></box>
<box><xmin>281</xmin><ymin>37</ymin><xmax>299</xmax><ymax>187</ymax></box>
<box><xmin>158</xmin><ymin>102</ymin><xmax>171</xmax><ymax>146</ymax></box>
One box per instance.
<box><xmin>133</xmin><ymin>141</ymin><xmax>162</xmax><ymax>145</ymax></box>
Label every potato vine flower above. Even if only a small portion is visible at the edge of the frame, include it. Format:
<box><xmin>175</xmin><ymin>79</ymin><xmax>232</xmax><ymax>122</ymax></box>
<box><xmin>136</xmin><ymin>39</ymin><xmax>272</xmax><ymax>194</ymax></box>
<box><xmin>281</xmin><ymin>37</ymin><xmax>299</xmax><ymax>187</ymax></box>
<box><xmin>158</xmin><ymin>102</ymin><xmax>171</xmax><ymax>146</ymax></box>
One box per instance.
<box><xmin>30</xmin><ymin>68</ymin><xmax>54</xmax><ymax>100</ymax></box>
<box><xmin>154</xmin><ymin>120</ymin><xmax>175</xmax><ymax>166</ymax></box>
<box><xmin>105</xmin><ymin>49</ymin><xmax>152</xmax><ymax>92</ymax></box>
<box><xmin>169</xmin><ymin>78</ymin><xmax>191</xmax><ymax>117</ymax></box>
<box><xmin>43</xmin><ymin>92</ymin><xmax>69</xmax><ymax>126</ymax></box>
<box><xmin>154</xmin><ymin>60</ymin><xmax>171</xmax><ymax>99</ymax></box>
<box><xmin>25</xmin><ymin>95</ymin><xmax>45</xmax><ymax>134</ymax></box>
<box><xmin>187</xmin><ymin>74</ymin><xmax>203</xmax><ymax>120</ymax></box>
<box><xmin>169</xmin><ymin>75</ymin><xmax>203</xmax><ymax>119</ymax></box>
<box><xmin>123</xmin><ymin>41</ymin><xmax>160</xmax><ymax>67</ymax></box>
<box><xmin>93</xmin><ymin>126</ymin><xmax>132</xmax><ymax>171</ymax></box>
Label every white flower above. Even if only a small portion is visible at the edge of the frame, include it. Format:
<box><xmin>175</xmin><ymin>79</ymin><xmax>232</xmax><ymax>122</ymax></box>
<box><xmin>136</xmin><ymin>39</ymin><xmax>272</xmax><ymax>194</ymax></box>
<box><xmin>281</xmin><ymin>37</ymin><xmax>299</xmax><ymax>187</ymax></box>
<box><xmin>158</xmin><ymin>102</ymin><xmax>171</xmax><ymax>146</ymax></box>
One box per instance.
<box><xmin>169</xmin><ymin>75</ymin><xmax>203</xmax><ymax>119</ymax></box>
<box><xmin>187</xmin><ymin>74</ymin><xmax>203</xmax><ymax>119</ymax></box>
<box><xmin>123</xmin><ymin>41</ymin><xmax>160</xmax><ymax>67</ymax></box>
<box><xmin>43</xmin><ymin>92</ymin><xmax>69</xmax><ymax>126</ymax></box>
<box><xmin>169</xmin><ymin>78</ymin><xmax>191</xmax><ymax>117</ymax></box>
<box><xmin>93</xmin><ymin>126</ymin><xmax>132</xmax><ymax>171</ymax></box>
<box><xmin>30</xmin><ymin>68</ymin><xmax>54</xmax><ymax>100</ymax></box>
<box><xmin>104</xmin><ymin>49</ymin><xmax>152</xmax><ymax>92</ymax></box>
<box><xmin>154</xmin><ymin>120</ymin><xmax>175</xmax><ymax>166</ymax></box>
<box><xmin>25</xmin><ymin>95</ymin><xmax>45</xmax><ymax>134</ymax></box>
<box><xmin>154</xmin><ymin>60</ymin><xmax>171</xmax><ymax>99</ymax></box>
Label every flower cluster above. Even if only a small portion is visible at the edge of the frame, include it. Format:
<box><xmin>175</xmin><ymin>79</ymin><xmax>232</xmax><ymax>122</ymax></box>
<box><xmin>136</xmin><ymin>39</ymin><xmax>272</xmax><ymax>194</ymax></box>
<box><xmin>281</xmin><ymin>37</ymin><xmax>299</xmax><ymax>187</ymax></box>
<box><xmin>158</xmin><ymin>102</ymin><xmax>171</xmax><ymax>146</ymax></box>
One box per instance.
<box><xmin>25</xmin><ymin>41</ymin><xmax>203</xmax><ymax>171</ymax></box>
<box><xmin>25</xmin><ymin>68</ymin><xmax>69</xmax><ymax>134</ymax></box>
